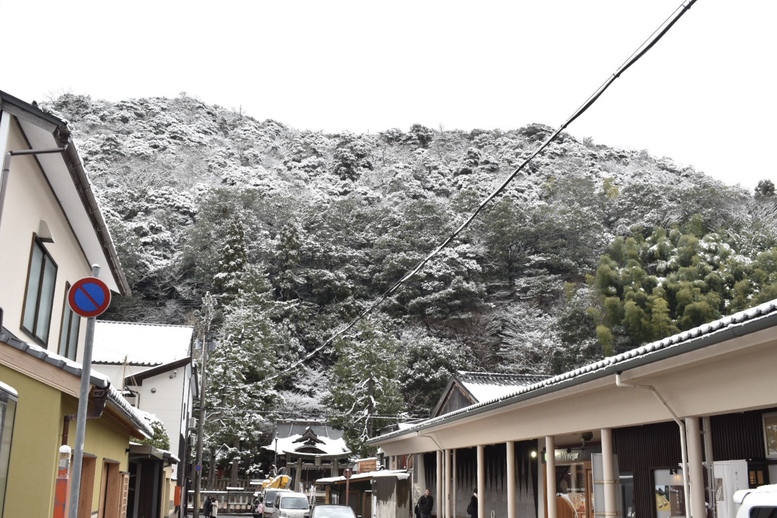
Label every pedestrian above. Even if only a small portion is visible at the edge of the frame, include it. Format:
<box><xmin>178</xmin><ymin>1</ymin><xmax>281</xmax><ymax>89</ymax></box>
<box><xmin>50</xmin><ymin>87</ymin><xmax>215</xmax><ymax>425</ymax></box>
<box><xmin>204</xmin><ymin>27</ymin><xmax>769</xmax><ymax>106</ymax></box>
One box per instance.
<box><xmin>203</xmin><ymin>495</ymin><xmax>213</xmax><ymax>518</ymax></box>
<box><xmin>467</xmin><ymin>490</ymin><xmax>478</xmax><ymax>518</ymax></box>
<box><xmin>253</xmin><ymin>493</ymin><xmax>264</xmax><ymax>518</ymax></box>
<box><xmin>418</xmin><ymin>488</ymin><xmax>434</xmax><ymax>518</ymax></box>
<box><xmin>212</xmin><ymin>496</ymin><xmax>219</xmax><ymax>517</ymax></box>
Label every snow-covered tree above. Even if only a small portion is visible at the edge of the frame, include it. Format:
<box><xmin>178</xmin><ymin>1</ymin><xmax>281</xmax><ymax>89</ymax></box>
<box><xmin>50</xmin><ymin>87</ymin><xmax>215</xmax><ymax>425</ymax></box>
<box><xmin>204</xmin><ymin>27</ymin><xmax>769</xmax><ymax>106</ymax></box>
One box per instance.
<box><xmin>326</xmin><ymin>319</ymin><xmax>405</xmax><ymax>456</ymax></box>
<box><xmin>213</xmin><ymin>218</ymin><xmax>248</xmax><ymax>308</ymax></box>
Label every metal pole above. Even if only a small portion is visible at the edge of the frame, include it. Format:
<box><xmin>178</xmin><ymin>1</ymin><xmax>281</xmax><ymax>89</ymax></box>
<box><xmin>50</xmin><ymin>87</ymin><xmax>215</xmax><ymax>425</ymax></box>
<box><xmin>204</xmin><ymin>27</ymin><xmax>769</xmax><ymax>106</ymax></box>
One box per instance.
<box><xmin>67</xmin><ymin>264</ymin><xmax>100</xmax><ymax>518</ymax></box>
<box><xmin>193</xmin><ymin>334</ymin><xmax>207</xmax><ymax>517</ymax></box>
<box><xmin>194</xmin><ymin>293</ymin><xmax>213</xmax><ymax>518</ymax></box>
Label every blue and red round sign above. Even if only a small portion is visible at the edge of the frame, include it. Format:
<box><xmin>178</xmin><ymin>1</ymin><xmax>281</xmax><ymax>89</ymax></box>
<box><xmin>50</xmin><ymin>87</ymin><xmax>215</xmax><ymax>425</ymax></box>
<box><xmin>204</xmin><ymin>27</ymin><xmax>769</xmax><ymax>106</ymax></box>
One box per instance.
<box><xmin>68</xmin><ymin>277</ymin><xmax>111</xmax><ymax>318</ymax></box>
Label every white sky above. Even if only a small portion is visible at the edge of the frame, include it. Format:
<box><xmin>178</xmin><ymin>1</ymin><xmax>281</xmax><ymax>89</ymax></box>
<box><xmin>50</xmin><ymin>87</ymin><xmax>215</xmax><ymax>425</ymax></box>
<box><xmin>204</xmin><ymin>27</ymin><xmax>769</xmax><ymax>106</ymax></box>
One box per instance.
<box><xmin>1</xmin><ymin>0</ymin><xmax>774</xmax><ymax>191</ymax></box>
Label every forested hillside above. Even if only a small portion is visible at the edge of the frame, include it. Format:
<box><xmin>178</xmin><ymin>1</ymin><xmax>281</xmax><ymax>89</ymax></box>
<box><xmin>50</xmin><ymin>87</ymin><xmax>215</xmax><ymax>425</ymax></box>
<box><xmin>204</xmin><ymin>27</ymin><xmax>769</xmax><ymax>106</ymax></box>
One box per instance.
<box><xmin>43</xmin><ymin>93</ymin><xmax>777</xmax><ymax>461</ymax></box>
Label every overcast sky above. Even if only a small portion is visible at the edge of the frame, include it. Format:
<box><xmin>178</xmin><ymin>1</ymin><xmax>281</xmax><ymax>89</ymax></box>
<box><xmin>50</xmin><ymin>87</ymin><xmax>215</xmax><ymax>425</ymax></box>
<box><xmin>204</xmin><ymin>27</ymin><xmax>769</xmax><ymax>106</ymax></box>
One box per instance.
<box><xmin>2</xmin><ymin>0</ymin><xmax>774</xmax><ymax>191</ymax></box>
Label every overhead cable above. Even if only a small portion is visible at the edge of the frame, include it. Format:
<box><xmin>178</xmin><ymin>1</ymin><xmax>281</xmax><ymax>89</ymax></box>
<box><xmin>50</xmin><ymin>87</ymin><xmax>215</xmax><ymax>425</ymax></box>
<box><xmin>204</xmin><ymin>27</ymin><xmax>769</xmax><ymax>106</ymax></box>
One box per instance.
<box><xmin>269</xmin><ymin>0</ymin><xmax>698</xmax><ymax>381</ymax></box>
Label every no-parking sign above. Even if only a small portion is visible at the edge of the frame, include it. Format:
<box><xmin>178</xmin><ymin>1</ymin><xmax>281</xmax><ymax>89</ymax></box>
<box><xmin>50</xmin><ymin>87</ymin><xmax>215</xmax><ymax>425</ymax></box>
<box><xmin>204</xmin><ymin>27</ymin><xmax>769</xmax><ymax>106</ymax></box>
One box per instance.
<box><xmin>68</xmin><ymin>277</ymin><xmax>111</xmax><ymax>318</ymax></box>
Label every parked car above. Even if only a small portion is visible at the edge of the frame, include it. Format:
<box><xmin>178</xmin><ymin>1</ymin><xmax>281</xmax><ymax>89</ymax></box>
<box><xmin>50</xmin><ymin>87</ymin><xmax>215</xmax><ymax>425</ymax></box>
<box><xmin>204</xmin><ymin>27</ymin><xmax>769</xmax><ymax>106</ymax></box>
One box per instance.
<box><xmin>262</xmin><ymin>488</ymin><xmax>292</xmax><ymax>518</ymax></box>
<box><xmin>734</xmin><ymin>484</ymin><xmax>777</xmax><ymax>518</ymax></box>
<box><xmin>276</xmin><ymin>492</ymin><xmax>311</xmax><ymax>518</ymax></box>
<box><xmin>310</xmin><ymin>504</ymin><xmax>360</xmax><ymax>518</ymax></box>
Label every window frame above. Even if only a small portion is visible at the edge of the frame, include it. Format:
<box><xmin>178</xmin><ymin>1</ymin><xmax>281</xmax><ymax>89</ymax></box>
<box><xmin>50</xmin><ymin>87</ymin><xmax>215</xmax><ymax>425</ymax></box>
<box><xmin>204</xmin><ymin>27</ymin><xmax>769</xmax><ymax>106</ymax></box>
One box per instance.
<box><xmin>58</xmin><ymin>282</ymin><xmax>80</xmax><ymax>361</ymax></box>
<box><xmin>21</xmin><ymin>235</ymin><xmax>58</xmax><ymax>346</ymax></box>
<box><xmin>762</xmin><ymin>411</ymin><xmax>777</xmax><ymax>459</ymax></box>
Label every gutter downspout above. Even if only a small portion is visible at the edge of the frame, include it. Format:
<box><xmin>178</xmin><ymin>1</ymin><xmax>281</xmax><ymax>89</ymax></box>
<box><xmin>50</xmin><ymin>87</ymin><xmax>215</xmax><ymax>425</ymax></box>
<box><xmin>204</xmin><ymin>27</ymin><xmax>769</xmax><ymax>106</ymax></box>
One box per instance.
<box><xmin>0</xmin><ymin>146</ymin><xmax>69</xmax><ymax>231</ymax></box>
<box><xmin>616</xmin><ymin>373</ymin><xmax>691</xmax><ymax>518</ymax></box>
<box><xmin>62</xmin><ymin>414</ymin><xmax>77</xmax><ymax>446</ymax></box>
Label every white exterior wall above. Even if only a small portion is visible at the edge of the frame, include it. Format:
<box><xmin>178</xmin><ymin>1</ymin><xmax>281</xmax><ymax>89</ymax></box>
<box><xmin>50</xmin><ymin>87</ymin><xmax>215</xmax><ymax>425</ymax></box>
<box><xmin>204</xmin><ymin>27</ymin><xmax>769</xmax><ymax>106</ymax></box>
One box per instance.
<box><xmin>93</xmin><ymin>363</ymin><xmax>189</xmax><ymax>461</ymax></box>
<box><xmin>133</xmin><ymin>370</ymin><xmax>186</xmax><ymax>453</ymax></box>
<box><xmin>0</xmin><ymin>113</ymin><xmax>94</xmax><ymax>357</ymax></box>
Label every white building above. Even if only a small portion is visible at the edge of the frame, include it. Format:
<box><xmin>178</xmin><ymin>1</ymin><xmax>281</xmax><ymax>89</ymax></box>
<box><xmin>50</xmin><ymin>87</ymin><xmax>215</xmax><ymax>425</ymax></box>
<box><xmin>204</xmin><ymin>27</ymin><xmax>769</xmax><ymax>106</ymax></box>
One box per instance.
<box><xmin>92</xmin><ymin>320</ymin><xmax>195</xmax><ymax>488</ymax></box>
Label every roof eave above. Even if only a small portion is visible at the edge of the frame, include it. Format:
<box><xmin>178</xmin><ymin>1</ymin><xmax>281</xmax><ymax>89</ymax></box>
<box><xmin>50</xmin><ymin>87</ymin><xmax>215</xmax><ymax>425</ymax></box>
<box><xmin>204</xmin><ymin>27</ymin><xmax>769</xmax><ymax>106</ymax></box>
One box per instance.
<box><xmin>0</xmin><ymin>90</ymin><xmax>131</xmax><ymax>295</ymax></box>
<box><xmin>368</xmin><ymin>303</ymin><xmax>777</xmax><ymax>446</ymax></box>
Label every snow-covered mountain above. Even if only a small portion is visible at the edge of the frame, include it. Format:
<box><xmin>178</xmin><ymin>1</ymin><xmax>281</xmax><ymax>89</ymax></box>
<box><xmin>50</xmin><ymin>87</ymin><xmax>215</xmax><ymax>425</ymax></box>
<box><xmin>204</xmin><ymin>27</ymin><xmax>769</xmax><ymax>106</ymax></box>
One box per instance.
<box><xmin>41</xmin><ymin>93</ymin><xmax>777</xmax><ymax>454</ymax></box>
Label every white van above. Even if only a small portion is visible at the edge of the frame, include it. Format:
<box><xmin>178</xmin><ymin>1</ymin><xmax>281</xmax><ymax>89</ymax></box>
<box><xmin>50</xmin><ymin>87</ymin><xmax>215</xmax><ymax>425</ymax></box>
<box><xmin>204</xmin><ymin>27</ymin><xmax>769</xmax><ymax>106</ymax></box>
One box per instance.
<box><xmin>263</xmin><ymin>488</ymin><xmax>292</xmax><ymax>518</ymax></box>
<box><xmin>733</xmin><ymin>484</ymin><xmax>777</xmax><ymax>518</ymax></box>
<box><xmin>276</xmin><ymin>492</ymin><xmax>311</xmax><ymax>518</ymax></box>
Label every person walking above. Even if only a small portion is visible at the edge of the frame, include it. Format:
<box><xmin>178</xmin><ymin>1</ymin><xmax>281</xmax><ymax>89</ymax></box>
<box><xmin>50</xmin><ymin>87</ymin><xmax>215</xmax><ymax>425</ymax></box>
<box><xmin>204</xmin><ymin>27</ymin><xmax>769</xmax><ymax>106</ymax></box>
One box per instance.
<box><xmin>253</xmin><ymin>493</ymin><xmax>264</xmax><ymax>518</ymax></box>
<box><xmin>418</xmin><ymin>488</ymin><xmax>434</xmax><ymax>518</ymax></box>
<box><xmin>203</xmin><ymin>495</ymin><xmax>213</xmax><ymax>518</ymax></box>
<box><xmin>212</xmin><ymin>496</ymin><xmax>219</xmax><ymax>517</ymax></box>
<box><xmin>467</xmin><ymin>490</ymin><xmax>478</xmax><ymax>518</ymax></box>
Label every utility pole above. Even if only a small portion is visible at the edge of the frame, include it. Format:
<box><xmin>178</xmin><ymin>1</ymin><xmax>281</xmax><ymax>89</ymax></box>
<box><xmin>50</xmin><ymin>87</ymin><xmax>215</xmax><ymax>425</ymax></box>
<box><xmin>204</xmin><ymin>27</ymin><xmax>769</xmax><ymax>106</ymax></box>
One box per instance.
<box><xmin>193</xmin><ymin>293</ymin><xmax>214</xmax><ymax>518</ymax></box>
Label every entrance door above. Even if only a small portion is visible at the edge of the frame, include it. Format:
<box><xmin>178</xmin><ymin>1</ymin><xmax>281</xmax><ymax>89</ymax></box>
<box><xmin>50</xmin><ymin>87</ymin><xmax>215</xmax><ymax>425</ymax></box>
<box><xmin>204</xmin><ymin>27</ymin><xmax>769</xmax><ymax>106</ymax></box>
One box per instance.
<box><xmin>556</xmin><ymin>462</ymin><xmax>590</xmax><ymax>518</ymax></box>
<box><xmin>99</xmin><ymin>461</ymin><xmax>126</xmax><ymax>518</ymax></box>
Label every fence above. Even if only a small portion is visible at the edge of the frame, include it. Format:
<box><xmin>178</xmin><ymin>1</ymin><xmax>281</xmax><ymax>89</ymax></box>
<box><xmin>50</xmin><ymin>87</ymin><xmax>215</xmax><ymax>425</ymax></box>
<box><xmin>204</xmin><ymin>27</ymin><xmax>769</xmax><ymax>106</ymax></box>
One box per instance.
<box><xmin>188</xmin><ymin>489</ymin><xmax>257</xmax><ymax>515</ymax></box>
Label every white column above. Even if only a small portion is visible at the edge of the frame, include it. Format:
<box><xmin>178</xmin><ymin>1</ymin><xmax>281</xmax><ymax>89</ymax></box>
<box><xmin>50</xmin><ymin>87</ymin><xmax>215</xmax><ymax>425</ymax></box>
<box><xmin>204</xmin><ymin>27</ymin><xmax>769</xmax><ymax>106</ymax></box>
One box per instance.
<box><xmin>536</xmin><ymin>445</ymin><xmax>546</xmax><ymax>518</ymax></box>
<box><xmin>437</xmin><ymin>450</ymin><xmax>443</xmax><ymax>518</ymax></box>
<box><xmin>545</xmin><ymin>437</ymin><xmax>556</xmax><ymax>518</ymax></box>
<box><xmin>686</xmin><ymin>417</ymin><xmax>705</xmax><ymax>518</ymax></box>
<box><xmin>507</xmin><ymin>441</ymin><xmax>516</xmax><ymax>518</ymax></box>
<box><xmin>477</xmin><ymin>445</ymin><xmax>486</xmax><ymax>518</ymax></box>
<box><xmin>452</xmin><ymin>450</ymin><xmax>458</xmax><ymax>518</ymax></box>
<box><xmin>445</xmin><ymin>449</ymin><xmax>452</xmax><ymax>518</ymax></box>
<box><xmin>702</xmin><ymin>417</ymin><xmax>715</xmax><ymax>516</ymax></box>
<box><xmin>601</xmin><ymin>428</ymin><xmax>617</xmax><ymax>518</ymax></box>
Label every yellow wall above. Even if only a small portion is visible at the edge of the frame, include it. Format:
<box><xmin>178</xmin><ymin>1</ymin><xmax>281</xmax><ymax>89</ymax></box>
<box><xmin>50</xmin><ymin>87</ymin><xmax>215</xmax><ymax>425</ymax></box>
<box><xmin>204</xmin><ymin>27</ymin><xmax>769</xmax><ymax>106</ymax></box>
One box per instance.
<box><xmin>0</xmin><ymin>365</ymin><xmax>61</xmax><ymax>517</ymax></box>
<box><xmin>0</xmin><ymin>365</ymin><xmax>132</xmax><ymax>517</ymax></box>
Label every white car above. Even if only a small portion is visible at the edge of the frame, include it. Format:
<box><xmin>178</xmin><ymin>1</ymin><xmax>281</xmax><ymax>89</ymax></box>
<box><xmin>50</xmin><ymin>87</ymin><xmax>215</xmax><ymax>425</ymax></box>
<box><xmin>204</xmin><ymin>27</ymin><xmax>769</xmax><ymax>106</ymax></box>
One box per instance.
<box><xmin>734</xmin><ymin>484</ymin><xmax>777</xmax><ymax>518</ymax></box>
<box><xmin>276</xmin><ymin>492</ymin><xmax>311</xmax><ymax>518</ymax></box>
<box><xmin>263</xmin><ymin>488</ymin><xmax>292</xmax><ymax>518</ymax></box>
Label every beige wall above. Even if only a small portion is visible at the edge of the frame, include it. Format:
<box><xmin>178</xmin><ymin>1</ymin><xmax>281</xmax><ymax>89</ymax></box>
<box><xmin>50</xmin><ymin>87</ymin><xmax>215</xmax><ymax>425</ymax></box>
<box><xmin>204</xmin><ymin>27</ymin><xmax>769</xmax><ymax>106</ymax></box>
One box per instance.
<box><xmin>0</xmin><ymin>115</ymin><xmax>94</xmax><ymax>361</ymax></box>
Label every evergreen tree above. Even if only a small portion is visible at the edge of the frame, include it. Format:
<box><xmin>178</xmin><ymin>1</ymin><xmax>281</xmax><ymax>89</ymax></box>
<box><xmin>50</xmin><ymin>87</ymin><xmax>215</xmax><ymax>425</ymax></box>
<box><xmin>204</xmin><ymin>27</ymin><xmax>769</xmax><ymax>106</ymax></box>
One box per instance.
<box><xmin>326</xmin><ymin>319</ymin><xmax>405</xmax><ymax>456</ymax></box>
<box><xmin>213</xmin><ymin>218</ymin><xmax>248</xmax><ymax>308</ymax></box>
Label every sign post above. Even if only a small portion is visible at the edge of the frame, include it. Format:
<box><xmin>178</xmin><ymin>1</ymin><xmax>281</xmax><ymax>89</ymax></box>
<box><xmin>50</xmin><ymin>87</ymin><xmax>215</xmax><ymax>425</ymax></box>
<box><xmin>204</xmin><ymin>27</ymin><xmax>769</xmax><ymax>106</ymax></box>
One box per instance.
<box><xmin>67</xmin><ymin>267</ymin><xmax>111</xmax><ymax>518</ymax></box>
<box><xmin>345</xmin><ymin>467</ymin><xmax>352</xmax><ymax>506</ymax></box>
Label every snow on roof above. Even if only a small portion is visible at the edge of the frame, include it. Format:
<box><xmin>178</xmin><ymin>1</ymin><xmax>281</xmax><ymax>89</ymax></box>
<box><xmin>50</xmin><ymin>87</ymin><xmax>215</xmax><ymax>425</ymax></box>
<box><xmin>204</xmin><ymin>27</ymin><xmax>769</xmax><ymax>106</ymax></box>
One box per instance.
<box><xmin>275</xmin><ymin>421</ymin><xmax>343</xmax><ymax>440</ymax></box>
<box><xmin>0</xmin><ymin>327</ymin><xmax>152</xmax><ymax>438</ymax></box>
<box><xmin>93</xmin><ymin>321</ymin><xmax>193</xmax><ymax>365</ymax></box>
<box><xmin>316</xmin><ymin>470</ymin><xmax>409</xmax><ymax>484</ymax></box>
<box><xmin>456</xmin><ymin>372</ymin><xmax>549</xmax><ymax>403</ymax></box>
<box><xmin>370</xmin><ymin>298</ymin><xmax>777</xmax><ymax>445</ymax></box>
<box><xmin>264</xmin><ymin>433</ymin><xmax>349</xmax><ymax>457</ymax></box>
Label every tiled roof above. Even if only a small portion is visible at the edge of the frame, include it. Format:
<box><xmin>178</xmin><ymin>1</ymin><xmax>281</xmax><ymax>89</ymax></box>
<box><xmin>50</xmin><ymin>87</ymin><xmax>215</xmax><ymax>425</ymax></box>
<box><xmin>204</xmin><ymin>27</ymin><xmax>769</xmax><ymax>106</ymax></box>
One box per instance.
<box><xmin>264</xmin><ymin>433</ymin><xmax>350</xmax><ymax>457</ymax></box>
<box><xmin>0</xmin><ymin>327</ymin><xmax>110</xmax><ymax>387</ymax></box>
<box><xmin>276</xmin><ymin>420</ymin><xmax>343</xmax><ymax>440</ymax></box>
<box><xmin>456</xmin><ymin>371</ymin><xmax>550</xmax><ymax>402</ymax></box>
<box><xmin>457</xmin><ymin>371</ymin><xmax>549</xmax><ymax>386</ymax></box>
<box><xmin>0</xmin><ymin>327</ymin><xmax>153</xmax><ymax>438</ymax></box>
<box><xmin>369</xmin><ymin>299</ymin><xmax>777</xmax><ymax>444</ymax></box>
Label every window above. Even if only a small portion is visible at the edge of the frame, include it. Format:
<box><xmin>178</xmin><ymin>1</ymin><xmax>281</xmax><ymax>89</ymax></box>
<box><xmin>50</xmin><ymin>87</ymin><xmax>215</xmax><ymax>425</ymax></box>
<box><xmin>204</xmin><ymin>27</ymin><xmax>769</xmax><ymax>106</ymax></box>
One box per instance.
<box><xmin>22</xmin><ymin>236</ymin><xmax>57</xmax><ymax>345</ymax></box>
<box><xmin>749</xmin><ymin>507</ymin><xmax>777</xmax><ymax>518</ymax></box>
<box><xmin>763</xmin><ymin>412</ymin><xmax>777</xmax><ymax>458</ymax></box>
<box><xmin>58</xmin><ymin>285</ymin><xmax>80</xmax><ymax>361</ymax></box>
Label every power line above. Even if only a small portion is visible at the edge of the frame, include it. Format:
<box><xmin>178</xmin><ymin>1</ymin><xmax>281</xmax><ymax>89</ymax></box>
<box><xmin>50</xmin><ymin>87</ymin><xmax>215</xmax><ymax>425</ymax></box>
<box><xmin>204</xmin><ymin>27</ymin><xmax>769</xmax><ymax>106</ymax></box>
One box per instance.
<box><xmin>269</xmin><ymin>0</ymin><xmax>699</xmax><ymax>381</ymax></box>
